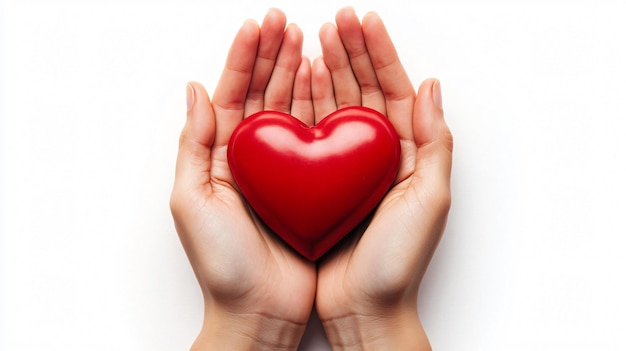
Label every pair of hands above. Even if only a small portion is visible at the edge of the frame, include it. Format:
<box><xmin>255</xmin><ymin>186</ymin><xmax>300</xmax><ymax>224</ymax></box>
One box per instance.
<box><xmin>170</xmin><ymin>7</ymin><xmax>452</xmax><ymax>350</ymax></box>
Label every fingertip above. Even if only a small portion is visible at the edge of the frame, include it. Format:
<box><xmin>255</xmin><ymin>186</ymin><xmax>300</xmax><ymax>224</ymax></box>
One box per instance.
<box><xmin>311</xmin><ymin>56</ymin><xmax>337</xmax><ymax>123</ymax></box>
<box><xmin>236</xmin><ymin>19</ymin><xmax>261</xmax><ymax>46</ymax></box>
<box><xmin>312</xmin><ymin>56</ymin><xmax>327</xmax><ymax>73</ymax></box>
<box><xmin>186</xmin><ymin>82</ymin><xmax>195</xmax><ymax>113</ymax></box>
<box><xmin>311</xmin><ymin>56</ymin><xmax>331</xmax><ymax>90</ymax></box>
<box><xmin>418</xmin><ymin>78</ymin><xmax>443</xmax><ymax>111</ymax></box>
<box><xmin>335</xmin><ymin>6</ymin><xmax>357</xmax><ymax>22</ymax></box>
<box><xmin>362</xmin><ymin>10</ymin><xmax>382</xmax><ymax>23</ymax></box>
<box><xmin>337</xmin><ymin>5</ymin><xmax>356</xmax><ymax>13</ymax></box>
<box><xmin>319</xmin><ymin>22</ymin><xmax>337</xmax><ymax>39</ymax></box>
<box><xmin>432</xmin><ymin>79</ymin><xmax>443</xmax><ymax>110</ymax></box>
<box><xmin>187</xmin><ymin>81</ymin><xmax>209</xmax><ymax>104</ymax></box>
<box><xmin>263</xmin><ymin>7</ymin><xmax>287</xmax><ymax>26</ymax></box>
<box><xmin>186</xmin><ymin>81</ymin><xmax>210</xmax><ymax>115</ymax></box>
<box><xmin>292</xmin><ymin>56</ymin><xmax>314</xmax><ymax>126</ymax></box>
<box><xmin>258</xmin><ymin>9</ymin><xmax>286</xmax><ymax>43</ymax></box>
<box><xmin>242</xmin><ymin>18</ymin><xmax>259</xmax><ymax>30</ymax></box>
<box><xmin>285</xmin><ymin>22</ymin><xmax>304</xmax><ymax>42</ymax></box>
<box><xmin>361</xmin><ymin>11</ymin><xmax>387</xmax><ymax>36</ymax></box>
<box><xmin>299</xmin><ymin>56</ymin><xmax>312</xmax><ymax>73</ymax></box>
<box><xmin>184</xmin><ymin>81</ymin><xmax>213</xmax><ymax>143</ymax></box>
<box><xmin>295</xmin><ymin>56</ymin><xmax>312</xmax><ymax>93</ymax></box>
<box><xmin>279</xmin><ymin>23</ymin><xmax>304</xmax><ymax>59</ymax></box>
<box><xmin>416</xmin><ymin>78</ymin><xmax>437</xmax><ymax>112</ymax></box>
<box><xmin>294</xmin><ymin>56</ymin><xmax>312</xmax><ymax>94</ymax></box>
<box><xmin>286</xmin><ymin>22</ymin><xmax>301</xmax><ymax>31</ymax></box>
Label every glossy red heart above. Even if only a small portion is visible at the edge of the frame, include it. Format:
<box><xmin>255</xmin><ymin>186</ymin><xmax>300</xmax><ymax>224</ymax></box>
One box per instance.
<box><xmin>227</xmin><ymin>106</ymin><xmax>401</xmax><ymax>260</ymax></box>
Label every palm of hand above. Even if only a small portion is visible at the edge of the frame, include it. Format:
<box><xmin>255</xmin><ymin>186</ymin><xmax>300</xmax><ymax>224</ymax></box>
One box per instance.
<box><xmin>311</xmin><ymin>8</ymin><xmax>452</xmax><ymax>322</ymax></box>
<box><xmin>190</xmin><ymin>170</ymin><xmax>316</xmax><ymax>322</ymax></box>
<box><xmin>171</xmin><ymin>11</ymin><xmax>317</xmax><ymax>326</ymax></box>
<box><xmin>172</xmin><ymin>8</ymin><xmax>452</xmax><ymax>347</ymax></box>
<box><xmin>317</xmin><ymin>135</ymin><xmax>450</xmax><ymax>317</ymax></box>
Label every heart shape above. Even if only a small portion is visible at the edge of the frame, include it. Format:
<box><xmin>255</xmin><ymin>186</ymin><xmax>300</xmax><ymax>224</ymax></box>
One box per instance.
<box><xmin>227</xmin><ymin>106</ymin><xmax>401</xmax><ymax>260</ymax></box>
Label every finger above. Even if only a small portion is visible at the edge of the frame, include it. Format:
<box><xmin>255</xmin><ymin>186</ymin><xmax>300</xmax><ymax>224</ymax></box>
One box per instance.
<box><xmin>412</xmin><ymin>79</ymin><xmax>453</xmax><ymax>197</ymax></box>
<box><xmin>319</xmin><ymin>22</ymin><xmax>361</xmax><ymax>109</ymax></box>
<box><xmin>311</xmin><ymin>56</ymin><xmax>337</xmax><ymax>124</ymax></box>
<box><xmin>335</xmin><ymin>7</ymin><xmax>385</xmax><ymax>112</ymax></box>
<box><xmin>173</xmin><ymin>82</ymin><xmax>215</xmax><ymax>196</ymax></box>
<box><xmin>212</xmin><ymin>19</ymin><xmax>260</xmax><ymax>148</ymax></box>
<box><xmin>264</xmin><ymin>23</ymin><xmax>304</xmax><ymax>113</ymax></box>
<box><xmin>362</xmin><ymin>12</ymin><xmax>415</xmax><ymax>141</ymax></box>
<box><xmin>244</xmin><ymin>8</ymin><xmax>287</xmax><ymax>116</ymax></box>
<box><xmin>291</xmin><ymin>56</ymin><xmax>314</xmax><ymax>126</ymax></box>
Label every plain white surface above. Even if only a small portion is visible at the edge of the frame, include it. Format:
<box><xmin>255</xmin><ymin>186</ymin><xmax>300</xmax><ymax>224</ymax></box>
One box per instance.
<box><xmin>2</xmin><ymin>1</ymin><xmax>626</xmax><ymax>350</ymax></box>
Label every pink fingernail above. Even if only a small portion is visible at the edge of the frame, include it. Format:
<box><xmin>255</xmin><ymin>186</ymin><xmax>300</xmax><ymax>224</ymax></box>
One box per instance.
<box><xmin>186</xmin><ymin>82</ymin><xmax>195</xmax><ymax>112</ymax></box>
<box><xmin>432</xmin><ymin>79</ymin><xmax>442</xmax><ymax>109</ymax></box>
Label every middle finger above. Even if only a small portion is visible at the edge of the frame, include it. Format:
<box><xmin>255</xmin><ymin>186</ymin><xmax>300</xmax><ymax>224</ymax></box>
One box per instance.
<box><xmin>319</xmin><ymin>22</ymin><xmax>361</xmax><ymax>109</ymax></box>
<box><xmin>264</xmin><ymin>23</ymin><xmax>304</xmax><ymax>113</ymax></box>
<box><xmin>335</xmin><ymin>7</ymin><xmax>386</xmax><ymax>114</ymax></box>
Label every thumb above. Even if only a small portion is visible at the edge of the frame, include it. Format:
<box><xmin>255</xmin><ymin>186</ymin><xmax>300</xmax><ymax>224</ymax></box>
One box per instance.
<box><xmin>411</xmin><ymin>78</ymin><xmax>453</xmax><ymax>210</ymax></box>
<box><xmin>173</xmin><ymin>81</ymin><xmax>216</xmax><ymax>195</ymax></box>
<box><xmin>413</xmin><ymin>79</ymin><xmax>452</xmax><ymax>152</ymax></box>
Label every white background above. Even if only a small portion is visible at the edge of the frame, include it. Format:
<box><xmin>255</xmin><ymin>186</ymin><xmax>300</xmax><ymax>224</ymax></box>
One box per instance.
<box><xmin>1</xmin><ymin>0</ymin><xmax>625</xmax><ymax>350</ymax></box>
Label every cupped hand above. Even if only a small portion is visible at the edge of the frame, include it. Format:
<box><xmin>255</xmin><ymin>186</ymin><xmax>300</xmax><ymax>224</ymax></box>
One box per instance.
<box><xmin>170</xmin><ymin>9</ymin><xmax>316</xmax><ymax>350</ymax></box>
<box><xmin>313</xmin><ymin>8</ymin><xmax>453</xmax><ymax>349</ymax></box>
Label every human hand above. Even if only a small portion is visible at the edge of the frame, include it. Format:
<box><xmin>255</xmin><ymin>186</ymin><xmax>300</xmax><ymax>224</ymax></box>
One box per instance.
<box><xmin>170</xmin><ymin>9</ymin><xmax>317</xmax><ymax>350</ymax></box>
<box><xmin>313</xmin><ymin>8</ymin><xmax>453</xmax><ymax>350</ymax></box>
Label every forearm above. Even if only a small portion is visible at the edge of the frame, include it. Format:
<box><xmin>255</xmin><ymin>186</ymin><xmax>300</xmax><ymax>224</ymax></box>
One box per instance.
<box><xmin>321</xmin><ymin>308</ymin><xmax>431</xmax><ymax>351</ymax></box>
<box><xmin>191</xmin><ymin>304</ymin><xmax>307</xmax><ymax>351</ymax></box>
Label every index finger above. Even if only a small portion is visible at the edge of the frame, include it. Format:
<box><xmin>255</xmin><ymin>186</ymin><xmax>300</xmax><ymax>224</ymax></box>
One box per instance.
<box><xmin>211</xmin><ymin>19</ymin><xmax>261</xmax><ymax>148</ymax></box>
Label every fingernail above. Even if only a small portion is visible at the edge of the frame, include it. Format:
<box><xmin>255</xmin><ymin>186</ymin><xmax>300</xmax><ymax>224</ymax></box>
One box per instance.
<box><xmin>186</xmin><ymin>82</ymin><xmax>195</xmax><ymax>112</ymax></box>
<box><xmin>243</xmin><ymin>18</ymin><xmax>258</xmax><ymax>28</ymax></box>
<box><xmin>432</xmin><ymin>79</ymin><xmax>442</xmax><ymax>109</ymax></box>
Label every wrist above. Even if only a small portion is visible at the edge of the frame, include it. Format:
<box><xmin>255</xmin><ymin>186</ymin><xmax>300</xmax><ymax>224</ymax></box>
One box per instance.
<box><xmin>191</xmin><ymin>303</ymin><xmax>306</xmax><ymax>351</ymax></box>
<box><xmin>320</xmin><ymin>307</ymin><xmax>431</xmax><ymax>351</ymax></box>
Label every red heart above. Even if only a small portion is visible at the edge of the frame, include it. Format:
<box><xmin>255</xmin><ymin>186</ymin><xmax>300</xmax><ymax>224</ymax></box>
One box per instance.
<box><xmin>227</xmin><ymin>106</ymin><xmax>401</xmax><ymax>260</ymax></box>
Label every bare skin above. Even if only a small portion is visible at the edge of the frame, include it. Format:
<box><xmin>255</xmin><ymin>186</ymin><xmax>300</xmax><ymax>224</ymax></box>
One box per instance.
<box><xmin>314</xmin><ymin>8</ymin><xmax>452</xmax><ymax>350</ymax></box>
<box><xmin>171</xmin><ymin>10</ymin><xmax>316</xmax><ymax>350</ymax></box>
<box><xmin>170</xmin><ymin>7</ymin><xmax>452</xmax><ymax>350</ymax></box>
